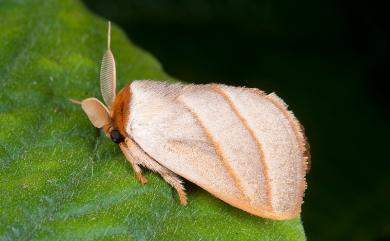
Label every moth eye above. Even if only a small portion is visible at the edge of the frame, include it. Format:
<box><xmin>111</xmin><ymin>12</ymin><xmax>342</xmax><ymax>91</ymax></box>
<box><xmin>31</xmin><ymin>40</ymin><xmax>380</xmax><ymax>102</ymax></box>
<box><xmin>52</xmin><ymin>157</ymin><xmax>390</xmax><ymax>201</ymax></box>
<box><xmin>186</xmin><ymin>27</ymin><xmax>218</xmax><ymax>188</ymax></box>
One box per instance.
<box><xmin>110</xmin><ymin>129</ymin><xmax>124</xmax><ymax>143</ymax></box>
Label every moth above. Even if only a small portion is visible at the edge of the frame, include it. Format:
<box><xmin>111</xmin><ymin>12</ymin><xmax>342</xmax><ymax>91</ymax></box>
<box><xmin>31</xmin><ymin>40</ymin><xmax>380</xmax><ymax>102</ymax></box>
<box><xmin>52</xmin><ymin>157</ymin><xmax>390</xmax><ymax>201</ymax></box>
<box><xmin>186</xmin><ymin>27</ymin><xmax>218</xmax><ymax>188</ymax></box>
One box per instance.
<box><xmin>75</xmin><ymin>22</ymin><xmax>310</xmax><ymax>220</ymax></box>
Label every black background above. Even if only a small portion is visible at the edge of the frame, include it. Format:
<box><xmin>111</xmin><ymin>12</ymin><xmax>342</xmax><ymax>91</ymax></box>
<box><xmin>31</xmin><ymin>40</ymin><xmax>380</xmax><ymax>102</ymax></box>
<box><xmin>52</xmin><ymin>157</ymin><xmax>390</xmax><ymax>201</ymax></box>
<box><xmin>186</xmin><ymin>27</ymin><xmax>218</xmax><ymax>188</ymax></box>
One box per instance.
<box><xmin>82</xmin><ymin>0</ymin><xmax>389</xmax><ymax>240</ymax></box>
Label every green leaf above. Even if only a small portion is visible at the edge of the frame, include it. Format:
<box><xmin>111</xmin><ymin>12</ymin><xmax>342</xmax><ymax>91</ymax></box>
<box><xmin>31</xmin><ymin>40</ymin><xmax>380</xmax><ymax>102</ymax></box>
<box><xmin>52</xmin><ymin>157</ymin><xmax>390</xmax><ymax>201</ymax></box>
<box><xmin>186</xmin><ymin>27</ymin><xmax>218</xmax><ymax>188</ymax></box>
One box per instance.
<box><xmin>0</xmin><ymin>0</ymin><xmax>306</xmax><ymax>240</ymax></box>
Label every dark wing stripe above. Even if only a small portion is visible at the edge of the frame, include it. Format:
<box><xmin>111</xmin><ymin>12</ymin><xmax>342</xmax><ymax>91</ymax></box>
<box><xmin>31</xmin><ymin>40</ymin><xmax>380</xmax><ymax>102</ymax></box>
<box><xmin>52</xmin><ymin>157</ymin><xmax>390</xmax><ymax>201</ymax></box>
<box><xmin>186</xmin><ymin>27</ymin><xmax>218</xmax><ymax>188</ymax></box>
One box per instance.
<box><xmin>212</xmin><ymin>85</ymin><xmax>273</xmax><ymax>209</ymax></box>
<box><xmin>178</xmin><ymin>96</ymin><xmax>249</xmax><ymax>201</ymax></box>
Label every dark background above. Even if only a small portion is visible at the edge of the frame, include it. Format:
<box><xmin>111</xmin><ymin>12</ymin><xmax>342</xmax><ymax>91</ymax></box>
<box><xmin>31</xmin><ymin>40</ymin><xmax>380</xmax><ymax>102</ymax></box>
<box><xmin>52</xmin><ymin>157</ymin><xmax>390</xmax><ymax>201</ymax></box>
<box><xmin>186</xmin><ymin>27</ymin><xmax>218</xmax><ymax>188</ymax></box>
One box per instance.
<box><xmin>82</xmin><ymin>0</ymin><xmax>389</xmax><ymax>240</ymax></box>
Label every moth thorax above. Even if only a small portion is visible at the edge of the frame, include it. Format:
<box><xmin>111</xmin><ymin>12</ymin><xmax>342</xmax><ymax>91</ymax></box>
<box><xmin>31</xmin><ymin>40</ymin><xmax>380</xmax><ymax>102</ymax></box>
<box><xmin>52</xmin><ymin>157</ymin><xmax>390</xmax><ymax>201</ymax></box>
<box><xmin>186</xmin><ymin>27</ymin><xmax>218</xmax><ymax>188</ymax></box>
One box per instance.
<box><xmin>110</xmin><ymin>83</ymin><xmax>131</xmax><ymax>138</ymax></box>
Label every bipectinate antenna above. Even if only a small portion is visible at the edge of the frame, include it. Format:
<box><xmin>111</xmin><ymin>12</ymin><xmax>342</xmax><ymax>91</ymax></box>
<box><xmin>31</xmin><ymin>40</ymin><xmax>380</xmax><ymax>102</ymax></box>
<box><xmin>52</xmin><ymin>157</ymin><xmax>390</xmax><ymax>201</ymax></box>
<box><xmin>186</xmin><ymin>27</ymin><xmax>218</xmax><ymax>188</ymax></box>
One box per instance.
<box><xmin>100</xmin><ymin>21</ymin><xmax>116</xmax><ymax>108</ymax></box>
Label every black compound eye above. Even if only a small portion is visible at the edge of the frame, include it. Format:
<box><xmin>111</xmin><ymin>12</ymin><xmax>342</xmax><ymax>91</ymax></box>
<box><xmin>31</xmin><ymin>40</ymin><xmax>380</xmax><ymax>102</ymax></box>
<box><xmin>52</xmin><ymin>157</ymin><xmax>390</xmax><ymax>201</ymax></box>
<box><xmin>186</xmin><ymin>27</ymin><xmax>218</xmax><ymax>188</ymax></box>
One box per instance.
<box><xmin>110</xmin><ymin>129</ymin><xmax>124</xmax><ymax>143</ymax></box>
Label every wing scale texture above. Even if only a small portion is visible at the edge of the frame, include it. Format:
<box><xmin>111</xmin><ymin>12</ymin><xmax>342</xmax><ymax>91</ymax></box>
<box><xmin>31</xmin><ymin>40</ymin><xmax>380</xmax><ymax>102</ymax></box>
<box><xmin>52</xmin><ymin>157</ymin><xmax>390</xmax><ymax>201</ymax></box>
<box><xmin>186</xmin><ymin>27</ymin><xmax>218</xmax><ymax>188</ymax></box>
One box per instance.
<box><xmin>127</xmin><ymin>80</ymin><xmax>308</xmax><ymax>219</ymax></box>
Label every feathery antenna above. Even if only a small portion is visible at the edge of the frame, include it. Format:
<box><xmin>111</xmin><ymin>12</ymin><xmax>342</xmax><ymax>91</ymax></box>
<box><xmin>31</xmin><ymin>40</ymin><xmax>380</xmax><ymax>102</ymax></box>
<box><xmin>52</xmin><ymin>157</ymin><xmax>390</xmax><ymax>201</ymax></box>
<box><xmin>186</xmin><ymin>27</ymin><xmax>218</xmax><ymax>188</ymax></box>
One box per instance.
<box><xmin>69</xmin><ymin>98</ymin><xmax>82</xmax><ymax>105</ymax></box>
<box><xmin>107</xmin><ymin>21</ymin><xmax>111</xmax><ymax>49</ymax></box>
<box><xmin>100</xmin><ymin>21</ymin><xmax>117</xmax><ymax>108</ymax></box>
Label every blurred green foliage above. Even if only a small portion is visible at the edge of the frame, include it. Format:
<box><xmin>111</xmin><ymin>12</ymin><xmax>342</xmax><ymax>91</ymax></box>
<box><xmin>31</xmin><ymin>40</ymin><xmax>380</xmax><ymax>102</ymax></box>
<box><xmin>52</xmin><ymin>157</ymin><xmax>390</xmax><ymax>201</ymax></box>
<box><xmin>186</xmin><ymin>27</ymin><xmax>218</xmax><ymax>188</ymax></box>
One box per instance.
<box><xmin>82</xmin><ymin>0</ymin><xmax>389</xmax><ymax>241</ymax></box>
<box><xmin>0</xmin><ymin>0</ymin><xmax>306</xmax><ymax>240</ymax></box>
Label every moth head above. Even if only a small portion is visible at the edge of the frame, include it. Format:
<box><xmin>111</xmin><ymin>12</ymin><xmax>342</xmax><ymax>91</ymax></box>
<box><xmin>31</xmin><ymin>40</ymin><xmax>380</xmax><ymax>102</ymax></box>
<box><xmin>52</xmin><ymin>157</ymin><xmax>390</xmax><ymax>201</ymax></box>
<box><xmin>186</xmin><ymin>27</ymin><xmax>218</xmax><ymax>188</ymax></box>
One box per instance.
<box><xmin>77</xmin><ymin>21</ymin><xmax>124</xmax><ymax>144</ymax></box>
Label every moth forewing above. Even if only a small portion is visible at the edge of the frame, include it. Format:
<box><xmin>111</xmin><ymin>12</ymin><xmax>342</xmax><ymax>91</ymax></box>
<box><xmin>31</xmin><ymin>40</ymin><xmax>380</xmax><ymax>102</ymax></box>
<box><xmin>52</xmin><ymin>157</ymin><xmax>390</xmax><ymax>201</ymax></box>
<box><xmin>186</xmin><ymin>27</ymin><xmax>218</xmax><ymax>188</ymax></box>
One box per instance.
<box><xmin>127</xmin><ymin>81</ymin><xmax>309</xmax><ymax>220</ymax></box>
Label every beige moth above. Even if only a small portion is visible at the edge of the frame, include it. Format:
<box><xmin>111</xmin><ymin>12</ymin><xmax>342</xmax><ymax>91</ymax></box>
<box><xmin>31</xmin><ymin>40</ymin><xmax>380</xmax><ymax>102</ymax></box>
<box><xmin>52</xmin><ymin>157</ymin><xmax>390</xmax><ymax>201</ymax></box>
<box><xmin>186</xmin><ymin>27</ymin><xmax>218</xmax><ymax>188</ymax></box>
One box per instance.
<box><xmin>76</xmin><ymin>22</ymin><xmax>310</xmax><ymax>220</ymax></box>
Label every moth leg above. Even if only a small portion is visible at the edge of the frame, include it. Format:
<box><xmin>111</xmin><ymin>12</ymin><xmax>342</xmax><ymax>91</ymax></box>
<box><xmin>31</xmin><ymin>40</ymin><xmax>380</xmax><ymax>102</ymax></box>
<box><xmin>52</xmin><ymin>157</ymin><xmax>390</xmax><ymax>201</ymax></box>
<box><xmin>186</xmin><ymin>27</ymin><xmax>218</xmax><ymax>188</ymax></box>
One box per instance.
<box><xmin>124</xmin><ymin>138</ymin><xmax>188</xmax><ymax>206</ymax></box>
<box><xmin>119</xmin><ymin>142</ymin><xmax>148</xmax><ymax>184</ymax></box>
<box><xmin>160</xmin><ymin>172</ymin><xmax>188</xmax><ymax>206</ymax></box>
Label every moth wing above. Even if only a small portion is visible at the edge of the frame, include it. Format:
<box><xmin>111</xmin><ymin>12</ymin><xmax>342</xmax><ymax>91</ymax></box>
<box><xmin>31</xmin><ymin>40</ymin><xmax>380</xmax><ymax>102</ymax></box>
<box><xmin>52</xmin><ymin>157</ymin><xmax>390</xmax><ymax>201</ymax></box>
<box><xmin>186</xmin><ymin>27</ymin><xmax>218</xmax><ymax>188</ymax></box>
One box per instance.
<box><xmin>128</xmin><ymin>81</ymin><xmax>308</xmax><ymax>220</ymax></box>
<box><xmin>127</xmin><ymin>81</ymin><xmax>244</xmax><ymax>202</ymax></box>
<box><xmin>214</xmin><ymin>85</ymin><xmax>309</xmax><ymax>218</ymax></box>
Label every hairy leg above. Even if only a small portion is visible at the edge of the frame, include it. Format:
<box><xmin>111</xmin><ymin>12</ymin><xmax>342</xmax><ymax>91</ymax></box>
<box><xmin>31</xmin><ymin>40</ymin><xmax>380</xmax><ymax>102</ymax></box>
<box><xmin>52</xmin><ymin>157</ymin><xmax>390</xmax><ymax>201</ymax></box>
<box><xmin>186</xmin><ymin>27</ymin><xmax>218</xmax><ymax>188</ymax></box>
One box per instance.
<box><xmin>119</xmin><ymin>142</ymin><xmax>148</xmax><ymax>184</ymax></box>
<box><xmin>121</xmin><ymin>137</ymin><xmax>187</xmax><ymax>205</ymax></box>
<box><xmin>160</xmin><ymin>173</ymin><xmax>187</xmax><ymax>205</ymax></box>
